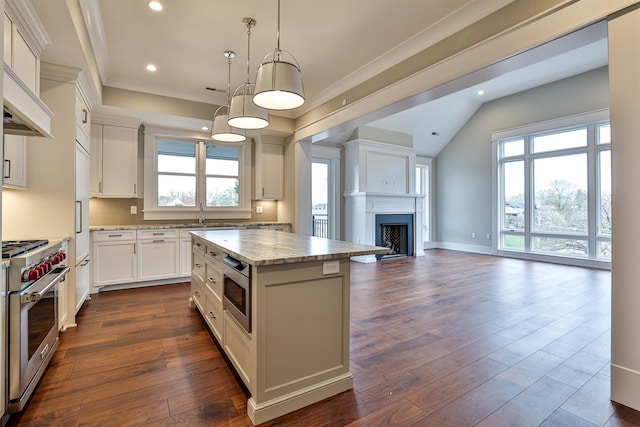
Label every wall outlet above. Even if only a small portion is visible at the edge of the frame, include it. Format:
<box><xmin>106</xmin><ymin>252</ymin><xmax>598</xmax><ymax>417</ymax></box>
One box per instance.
<box><xmin>322</xmin><ymin>260</ymin><xmax>340</xmax><ymax>275</ymax></box>
<box><xmin>130</xmin><ymin>205</ymin><xmax>137</xmax><ymax>214</ymax></box>
<box><xmin>486</xmin><ymin>233</ymin><xmax>491</xmax><ymax>240</ymax></box>
<box><xmin>256</xmin><ymin>206</ymin><xmax>263</xmax><ymax>214</ymax></box>
<box><xmin>471</xmin><ymin>232</ymin><xmax>476</xmax><ymax>238</ymax></box>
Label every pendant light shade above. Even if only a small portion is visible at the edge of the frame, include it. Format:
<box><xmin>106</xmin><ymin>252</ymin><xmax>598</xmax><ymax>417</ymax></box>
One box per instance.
<box><xmin>253</xmin><ymin>0</ymin><xmax>304</xmax><ymax>110</ymax></box>
<box><xmin>228</xmin><ymin>84</ymin><xmax>269</xmax><ymax>129</ymax></box>
<box><xmin>228</xmin><ymin>17</ymin><xmax>269</xmax><ymax>130</ymax></box>
<box><xmin>211</xmin><ymin>51</ymin><xmax>247</xmax><ymax>142</ymax></box>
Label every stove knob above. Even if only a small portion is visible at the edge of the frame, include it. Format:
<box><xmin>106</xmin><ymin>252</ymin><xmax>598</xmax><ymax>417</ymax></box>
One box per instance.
<box><xmin>37</xmin><ymin>265</ymin><xmax>45</xmax><ymax>276</ymax></box>
<box><xmin>45</xmin><ymin>261</ymin><xmax>52</xmax><ymax>271</ymax></box>
<box><xmin>28</xmin><ymin>269</ymin><xmax>40</xmax><ymax>281</ymax></box>
<box><xmin>52</xmin><ymin>255</ymin><xmax>59</xmax><ymax>265</ymax></box>
<box><xmin>41</xmin><ymin>262</ymin><xmax>50</xmax><ymax>273</ymax></box>
<box><xmin>60</xmin><ymin>252</ymin><xmax>66</xmax><ymax>261</ymax></box>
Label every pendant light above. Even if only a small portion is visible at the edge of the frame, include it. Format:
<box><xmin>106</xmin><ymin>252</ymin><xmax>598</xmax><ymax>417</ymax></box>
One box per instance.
<box><xmin>228</xmin><ymin>18</ymin><xmax>269</xmax><ymax>130</ymax></box>
<box><xmin>211</xmin><ymin>51</ymin><xmax>247</xmax><ymax>142</ymax></box>
<box><xmin>253</xmin><ymin>0</ymin><xmax>304</xmax><ymax>110</ymax></box>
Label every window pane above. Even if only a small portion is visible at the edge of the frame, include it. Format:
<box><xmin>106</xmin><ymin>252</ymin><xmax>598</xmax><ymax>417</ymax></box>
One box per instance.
<box><xmin>533</xmin><ymin>154</ymin><xmax>587</xmax><ymax>234</ymax></box>
<box><xmin>532</xmin><ymin>128</ymin><xmax>587</xmax><ymax>153</ymax></box>
<box><xmin>158</xmin><ymin>175</ymin><xmax>196</xmax><ymax>206</ymax></box>
<box><xmin>157</xmin><ymin>141</ymin><xmax>196</xmax><ymax>173</ymax></box>
<box><xmin>502</xmin><ymin>139</ymin><xmax>524</xmax><ymax>157</ymax></box>
<box><xmin>503</xmin><ymin>161</ymin><xmax>524</xmax><ymax>232</ymax></box>
<box><xmin>599</xmin><ymin>150</ymin><xmax>611</xmax><ymax>236</ymax></box>
<box><xmin>502</xmin><ymin>234</ymin><xmax>524</xmax><ymax>250</ymax></box>
<box><xmin>598</xmin><ymin>241</ymin><xmax>611</xmax><ymax>259</ymax></box>
<box><xmin>206</xmin><ymin>177</ymin><xmax>239</xmax><ymax>206</ymax></box>
<box><xmin>532</xmin><ymin>237</ymin><xmax>587</xmax><ymax>256</ymax></box>
<box><xmin>206</xmin><ymin>145</ymin><xmax>239</xmax><ymax>176</ymax></box>
<box><xmin>598</xmin><ymin>124</ymin><xmax>611</xmax><ymax>145</ymax></box>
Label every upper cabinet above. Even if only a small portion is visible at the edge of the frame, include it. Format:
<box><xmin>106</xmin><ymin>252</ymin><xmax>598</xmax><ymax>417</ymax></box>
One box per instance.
<box><xmin>2</xmin><ymin>134</ymin><xmax>26</xmax><ymax>189</ymax></box>
<box><xmin>75</xmin><ymin>91</ymin><xmax>90</xmax><ymax>151</ymax></box>
<box><xmin>91</xmin><ymin>117</ymin><xmax>141</xmax><ymax>198</ymax></box>
<box><xmin>253</xmin><ymin>135</ymin><xmax>284</xmax><ymax>200</ymax></box>
<box><xmin>3</xmin><ymin>0</ymin><xmax>53</xmax><ymax>138</ymax></box>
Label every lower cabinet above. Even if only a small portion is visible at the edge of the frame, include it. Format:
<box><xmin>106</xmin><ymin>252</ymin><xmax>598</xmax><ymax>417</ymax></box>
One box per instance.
<box><xmin>137</xmin><ymin>229</ymin><xmax>180</xmax><ymax>281</ymax></box>
<box><xmin>75</xmin><ymin>257</ymin><xmax>90</xmax><ymax>313</ymax></box>
<box><xmin>92</xmin><ymin>231</ymin><xmax>137</xmax><ymax>289</ymax></box>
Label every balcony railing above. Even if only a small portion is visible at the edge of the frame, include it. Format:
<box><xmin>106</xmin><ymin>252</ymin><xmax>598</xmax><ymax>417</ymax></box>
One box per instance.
<box><xmin>313</xmin><ymin>215</ymin><xmax>328</xmax><ymax>238</ymax></box>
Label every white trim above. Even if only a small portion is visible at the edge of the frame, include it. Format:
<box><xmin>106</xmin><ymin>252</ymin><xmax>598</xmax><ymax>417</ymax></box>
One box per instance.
<box><xmin>491</xmin><ymin>108</ymin><xmax>610</xmax><ymax>141</ymax></box>
<box><xmin>435</xmin><ymin>241</ymin><xmax>494</xmax><ymax>256</ymax></box>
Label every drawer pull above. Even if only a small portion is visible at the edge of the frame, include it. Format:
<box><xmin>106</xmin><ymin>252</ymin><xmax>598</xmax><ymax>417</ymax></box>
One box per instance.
<box><xmin>194</xmin><ymin>291</ymin><xmax>200</xmax><ymax>297</ymax></box>
<box><xmin>152</xmin><ymin>240</ymin><xmax>165</xmax><ymax>243</ymax></box>
<box><xmin>208</xmin><ymin>277</ymin><xmax>216</xmax><ymax>283</ymax></box>
<box><xmin>207</xmin><ymin>311</ymin><xmax>216</xmax><ymax>319</ymax></box>
<box><xmin>152</xmin><ymin>232</ymin><xmax>164</xmax><ymax>236</ymax></box>
<box><xmin>194</xmin><ymin>263</ymin><xmax>202</xmax><ymax>268</ymax></box>
<box><xmin>208</xmin><ymin>251</ymin><xmax>217</xmax><ymax>257</ymax></box>
<box><xmin>108</xmin><ymin>234</ymin><xmax>122</xmax><ymax>238</ymax></box>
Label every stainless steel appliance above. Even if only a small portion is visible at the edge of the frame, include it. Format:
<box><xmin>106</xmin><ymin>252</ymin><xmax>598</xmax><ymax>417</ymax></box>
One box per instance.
<box><xmin>3</xmin><ymin>239</ymin><xmax>68</xmax><ymax>412</ymax></box>
<box><xmin>222</xmin><ymin>255</ymin><xmax>251</xmax><ymax>333</ymax></box>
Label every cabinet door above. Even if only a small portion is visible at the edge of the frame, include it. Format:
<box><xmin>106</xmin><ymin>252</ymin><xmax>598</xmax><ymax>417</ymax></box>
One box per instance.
<box><xmin>260</xmin><ymin>142</ymin><xmax>283</xmax><ymax>200</ymax></box>
<box><xmin>137</xmin><ymin>239</ymin><xmax>180</xmax><ymax>281</ymax></box>
<box><xmin>75</xmin><ymin>257</ymin><xmax>90</xmax><ymax>313</ymax></box>
<box><xmin>3</xmin><ymin>134</ymin><xmax>26</xmax><ymax>189</ymax></box>
<box><xmin>102</xmin><ymin>125</ymin><xmax>138</xmax><ymax>197</ymax></box>
<box><xmin>75</xmin><ymin>143</ymin><xmax>90</xmax><ymax>263</ymax></box>
<box><xmin>93</xmin><ymin>240</ymin><xmax>137</xmax><ymax>287</ymax></box>
<box><xmin>75</xmin><ymin>91</ymin><xmax>90</xmax><ymax>151</ymax></box>
<box><xmin>180</xmin><ymin>238</ymin><xmax>191</xmax><ymax>276</ymax></box>
<box><xmin>89</xmin><ymin>124</ymin><xmax>103</xmax><ymax>196</ymax></box>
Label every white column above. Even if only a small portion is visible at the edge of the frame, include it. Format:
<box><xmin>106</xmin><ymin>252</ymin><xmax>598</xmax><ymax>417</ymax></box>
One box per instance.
<box><xmin>609</xmin><ymin>7</ymin><xmax>640</xmax><ymax>411</ymax></box>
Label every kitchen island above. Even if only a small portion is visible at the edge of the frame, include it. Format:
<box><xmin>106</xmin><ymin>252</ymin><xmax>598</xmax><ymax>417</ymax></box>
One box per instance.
<box><xmin>189</xmin><ymin>229</ymin><xmax>387</xmax><ymax>425</ymax></box>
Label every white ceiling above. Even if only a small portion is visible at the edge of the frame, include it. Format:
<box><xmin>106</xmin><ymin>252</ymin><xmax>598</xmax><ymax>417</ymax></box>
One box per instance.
<box><xmin>29</xmin><ymin>0</ymin><xmax>608</xmax><ymax>157</ymax></box>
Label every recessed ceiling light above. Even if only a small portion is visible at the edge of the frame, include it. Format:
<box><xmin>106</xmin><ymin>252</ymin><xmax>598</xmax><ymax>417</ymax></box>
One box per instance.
<box><xmin>477</xmin><ymin>90</ymin><xmax>485</xmax><ymax>96</ymax></box>
<box><xmin>149</xmin><ymin>1</ymin><xmax>163</xmax><ymax>11</ymax></box>
<box><xmin>146</xmin><ymin>64</ymin><xmax>157</xmax><ymax>72</ymax></box>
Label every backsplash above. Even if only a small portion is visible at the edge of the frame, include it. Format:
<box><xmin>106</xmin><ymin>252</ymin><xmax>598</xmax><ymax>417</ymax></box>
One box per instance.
<box><xmin>89</xmin><ymin>198</ymin><xmax>278</xmax><ymax>226</ymax></box>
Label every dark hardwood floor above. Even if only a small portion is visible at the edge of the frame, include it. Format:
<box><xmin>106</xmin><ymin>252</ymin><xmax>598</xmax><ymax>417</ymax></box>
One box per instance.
<box><xmin>7</xmin><ymin>249</ymin><xmax>640</xmax><ymax>426</ymax></box>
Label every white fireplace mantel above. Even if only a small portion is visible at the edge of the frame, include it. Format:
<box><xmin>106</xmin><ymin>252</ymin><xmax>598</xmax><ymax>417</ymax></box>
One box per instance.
<box><xmin>343</xmin><ymin>139</ymin><xmax>425</xmax><ymax>262</ymax></box>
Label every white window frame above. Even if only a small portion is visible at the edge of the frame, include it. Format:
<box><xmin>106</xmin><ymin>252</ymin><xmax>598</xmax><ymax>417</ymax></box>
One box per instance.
<box><xmin>491</xmin><ymin>109</ymin><xmax>611</xmax><ymax>269</ymax></box>
<box><xmin>143</xmin><ymin>126</ymin><xmax>252</xmax><ymax>221</ymax></box>
<box><xmin>416</xmin><ymin>156</ymin><xmax>433</xmax><ymax>248</ymax></box>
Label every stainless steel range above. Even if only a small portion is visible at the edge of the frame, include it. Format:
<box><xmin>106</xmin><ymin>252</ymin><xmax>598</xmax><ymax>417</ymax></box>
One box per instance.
<box><xmin>2</xmin><ymin>239</ymin><xmax>69</xmax><ymax>412</ymax></box>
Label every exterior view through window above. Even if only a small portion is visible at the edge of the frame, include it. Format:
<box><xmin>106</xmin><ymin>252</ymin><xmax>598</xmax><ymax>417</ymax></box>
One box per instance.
<box><xmin>157</xmin><ymin>139</ymin><xmax>240</xmax><ymax>207</ymax></box>
<box><xmin>312</xmin><ymin>161</ymin><xmax>329</xmax><ymax>238</ymax></box>
<box><xmin>498</xmin><ymin>121</ymin><xmax>611</xmax><ymax>261</ymax></box>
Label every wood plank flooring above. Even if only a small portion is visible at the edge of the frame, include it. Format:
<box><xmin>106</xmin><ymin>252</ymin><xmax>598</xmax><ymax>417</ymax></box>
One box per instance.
<box><xmin>7</xmin><ymin>249</ymin><xmax>640</xmax><ymax>426</ymax></box>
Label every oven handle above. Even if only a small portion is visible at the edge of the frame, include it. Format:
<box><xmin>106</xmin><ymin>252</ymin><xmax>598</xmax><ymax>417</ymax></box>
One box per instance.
<box><xmin>20</xmin><ymin>266</ymin><xmax>70</xmax><ymax>304</ymax></box>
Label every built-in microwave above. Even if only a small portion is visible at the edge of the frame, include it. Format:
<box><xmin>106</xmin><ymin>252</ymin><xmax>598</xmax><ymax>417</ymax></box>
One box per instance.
<box><xmin>222</xmin><ymin>255</ymin><xmax>251</xmax><ymax>333</ymax></box>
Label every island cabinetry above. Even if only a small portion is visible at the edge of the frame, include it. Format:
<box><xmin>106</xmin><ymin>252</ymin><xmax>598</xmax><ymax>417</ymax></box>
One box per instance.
<box><xmin>92</xmin><ymin>230</ymin><xmax>137</xmax><ymax>287</ymax></box>
<box><xmin>189</xmin><ymin>229</ymin><xmax>386</xmax><ymax>425</ymax></box>
<box><xmin>136</xmin><ymin>229</ymin><xmax>180</xmax><ymax>281</ymax></box>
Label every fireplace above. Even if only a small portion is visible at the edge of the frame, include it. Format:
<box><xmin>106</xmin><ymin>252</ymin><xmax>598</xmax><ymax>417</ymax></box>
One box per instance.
<box><xmin>375</xmin><ymin>214</ymin><xmax>414</xmax><ymax>260</ymax></box>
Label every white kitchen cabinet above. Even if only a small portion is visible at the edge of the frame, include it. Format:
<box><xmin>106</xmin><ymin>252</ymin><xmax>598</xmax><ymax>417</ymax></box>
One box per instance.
<box><xmin>90</xmin><ymin>122</ymin><xmax>139</xmax><ymax>198</ymax></box>
<box><xmin>92</xmin><ymin>231</ymin><xmax>137</xmax><ymax>289</ymax></box>
<box><xmin>137</xmin><ymin>229</ymin><xmax>180</xmax><ymax>281</ymax></box>
<box><xmin>0</xmin><ymin>264</ymin><xmax>7</xmax><ymax>421</ymax></box>
<box><xmin>2</xmin><ymin>134</ymin><xmax>26</xmax><ymax>189</ymax></box>
<box><xmin>75</xmin><ymin>91</ymin><xmax>90</xmax><ymax>152</ymax></box>
<box><xmin>75</xmin><ymin>142</ymin><xmax>90</xmax><ymax>263</ymax></box>
<box><xmin>3</xmin><ymin>6</ymin><xmax>39</xmax><ymax>94</ymax></box>
<box><xmin>179</xmin><ymin>229</ymin><xmax>194</xmax><ymax>277</ymax></box>
<box><xmin>75</xmin><ymin>257</ymin><xmax>90</xmax><ymax>314</ymax></box>
<box><xmin>253</xmin><ymin>135</ymin><xmax>284</xmax><ymax>200</ymax></box>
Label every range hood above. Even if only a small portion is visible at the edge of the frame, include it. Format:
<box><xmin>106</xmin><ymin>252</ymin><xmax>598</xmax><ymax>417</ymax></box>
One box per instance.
<box><xmin>3</xmin><ymin>64</ymin><xmax>53</xmax><ymax>138</ymax></box>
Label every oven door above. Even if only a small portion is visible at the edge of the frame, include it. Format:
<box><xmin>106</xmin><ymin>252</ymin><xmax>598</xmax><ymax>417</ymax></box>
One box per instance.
<box><xmin>223</xmin><ymin>265</ymin><xmax>251</xmax><ymax>333</ymax></box>
<box><xmin>8</xmin><ymin>266</ymin><xmax>69</xmax><ymax>412</ymax></box>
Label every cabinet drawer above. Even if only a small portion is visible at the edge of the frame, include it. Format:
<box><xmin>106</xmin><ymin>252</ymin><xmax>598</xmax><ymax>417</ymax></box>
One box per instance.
<box><xmin>205</xmin><ymin>261</ymin><xmax>223</xmax><ymax>300</ymax></box>
<box><xmin>137</xmin><ymin>229</ymin><xmax>179</xmax><ymax>240</ymax></box>
<box><xmin>93</xmin><ymin>230</ymin><xmax>136</xmax><ymax>241</ymax></box>
<box><xmin>192</xmin><ymin>280</ymin><xmax>205</xmax><ymax>312</ymax></box>
<box><xmin>205</xmin><ymin>244</ymin><xmax>223</xmax><ymax>266</ymax></box>
<box><xmin>192</xmin><ymin>238</ymin><xmax>205</xmax><ymax>255</ymax></box>
<box><xmin>204</xmin><ymin>288</ymin><xmax>223</xmax><ymax>342</ymax></box>
<box><xmin>192</xmin><ymin>252</ymin><xmax>205</xmax><ymax>282</ymax></box>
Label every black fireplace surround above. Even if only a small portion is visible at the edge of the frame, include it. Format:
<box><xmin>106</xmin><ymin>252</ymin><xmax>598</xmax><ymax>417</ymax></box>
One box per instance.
<box><xmin>375</xmin><ymin>214</ymin><xmax>414</xmax><ymax>260</ymax></box>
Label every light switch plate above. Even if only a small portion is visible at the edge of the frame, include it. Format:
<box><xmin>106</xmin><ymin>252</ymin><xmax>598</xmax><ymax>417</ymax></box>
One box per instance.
<box><xmin>130</xmin><ymin>205</ymin><xmax>137</xmax><ymax>214</ymax></box>
<box><xmin>322</xmin><ymin>260</ymin><xmax>340</xmax><ymax>275</ymax></box>
<box><xmin>256</xmin><ymin>206</ymin><xmax>263</xmax><ymax>214</ymax></box>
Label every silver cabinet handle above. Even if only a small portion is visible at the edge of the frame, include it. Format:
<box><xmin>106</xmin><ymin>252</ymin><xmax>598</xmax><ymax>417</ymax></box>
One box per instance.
<box><xmin>82</xmin><ymin>109</ymin><xmax>88</xmax><ymax>123</ymax></box>
<box><xmin>207</xmin><ymin>311</ymin><xmax>216</xmax><ymax>319</ymax></box>
<box><xmin>3</xmin><ymin>159</ymin><xmax>10</xmax><ymax>179</ymax></box>
<box><xmin>80</xmin><ymin>258</ymin><xmax>90</xmax><ymax>267</ymax></box>
<box><xmin>152</xmin><ymin>240</ymin><xmax>165</xmax><ymax>243</ymax></box>
<box><xmin>208</xmin><ymin>277</ymin><xmax>216</xmax><ymax>283</ymax></box>
<box><xmin>194</xmin><ymin>263</ymin><xmax>202</xmax><ymax>268</ymax></box>
<box><xmin>108</xmin><ymin>234</ymin><xmax>122</xmax><ymax>238</ymax></box>
<box><xmin>194</xmin><ymin>291</ymin><xmax>200</xmax><ymax>297</ymax></box>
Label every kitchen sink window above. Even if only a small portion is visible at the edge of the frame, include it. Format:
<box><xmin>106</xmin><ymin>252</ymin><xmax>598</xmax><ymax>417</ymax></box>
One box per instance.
<box><xmin>492</xmin><ymin>110</ymin><xmax>611</xmax><ymax>268</ymax></box>
<box><xmin>143</xmin><ymin>127</ymin><xmax>252</xmax><ymax>220</ymax></box>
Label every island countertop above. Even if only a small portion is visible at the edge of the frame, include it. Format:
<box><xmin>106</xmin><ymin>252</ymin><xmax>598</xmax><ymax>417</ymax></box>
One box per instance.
<box><xmin>190</xmin><ymin>229</ymin><xmax>388</xmax><ymax>266</ymax></box>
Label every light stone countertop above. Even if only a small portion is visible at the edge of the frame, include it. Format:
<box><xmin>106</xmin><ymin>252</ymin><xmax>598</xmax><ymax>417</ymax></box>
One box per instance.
<box><xmin>90</xmin><ymin>222</ymin><xmax>291</xmax><ymax>231</ymax></box>
<box><xmin>190</xmin><ymin>229</ymin><xmax>388</xmax><ymax>266</ymax></box>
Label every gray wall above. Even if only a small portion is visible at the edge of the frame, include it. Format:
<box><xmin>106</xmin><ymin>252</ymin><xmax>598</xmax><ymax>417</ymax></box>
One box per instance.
<box><xmin>435</xmin><ymin>67</ymin><xmax>610</xmax><ymax>247</ymax></box>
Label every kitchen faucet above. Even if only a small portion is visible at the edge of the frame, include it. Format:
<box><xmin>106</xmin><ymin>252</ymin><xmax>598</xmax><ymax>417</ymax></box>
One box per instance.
<box><xmin>199</xmin><ymin>201</ymin><xmax>205</xmax><ymax>225</ymax></box>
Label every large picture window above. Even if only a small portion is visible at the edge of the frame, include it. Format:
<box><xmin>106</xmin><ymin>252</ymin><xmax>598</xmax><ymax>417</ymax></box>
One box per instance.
<box><xmin>143</xmin><ymin>127</ymin><xmax>251</xmax><ymax>220</ymax></box>
<box><xmin>496</xmin><ymin>113</ymin><xmax>610</xmax><ymax>265</ymax></box>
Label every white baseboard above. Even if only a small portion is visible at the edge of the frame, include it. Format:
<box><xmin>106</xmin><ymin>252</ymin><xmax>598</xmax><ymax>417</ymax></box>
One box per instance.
<box><xmin>435</xmin><ymin>241</ymin><xmax>494</xmax><ymax>255</ymax></box>
<box><xmin>612</xmin><ymin>364</ymin><xmax>640</xmax><ymax>411</ymax></box>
